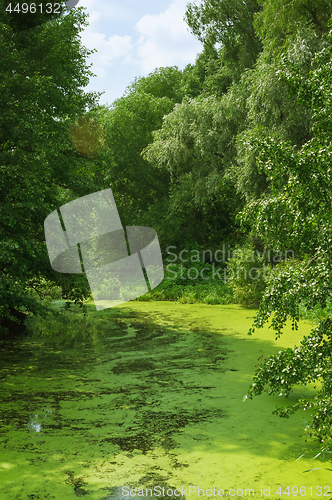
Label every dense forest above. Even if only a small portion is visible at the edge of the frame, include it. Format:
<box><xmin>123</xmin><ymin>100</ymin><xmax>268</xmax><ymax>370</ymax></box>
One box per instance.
<box><xmin>1</xmin><ymin>0</ymin><xmax>332</xmax><ymax>450</ymax></box>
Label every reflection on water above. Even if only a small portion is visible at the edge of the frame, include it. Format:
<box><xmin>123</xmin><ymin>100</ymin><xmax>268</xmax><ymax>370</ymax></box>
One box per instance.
<box><xmin>27</xmin><ymin>408</ymin><xmax>53</xmax><ymax>433</ymax></box>
<box><xmin>0</xmin><ymin>302</ymin><xmax>329</xmax><ymax>499</ymax></box>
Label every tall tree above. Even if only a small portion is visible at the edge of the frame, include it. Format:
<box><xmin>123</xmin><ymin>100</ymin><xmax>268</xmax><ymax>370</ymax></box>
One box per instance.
<box><xmin>181</xmin><ymin>44</ymin><xmax>234</xmax><ymax>98</ymax></box>
<box><xmin>180</xmin><ymin>0</ymin><xmax>332</xmax><ymax>443</ymax></box>
<box><xmin>184</xmin><ymin>0</ymin><xmax>263</xmax><ymax>81</ymax></box>
<box><xmin>142</xmin><ymin>90</ymin><xmax>246</xmax><ymax>247</ymax></box>
<box><xmin>98</xmin><ymin>69</ymin><xmax>186</xmax><ymax>234</ymax></box>
<box><xmin>254</xmin><ymin>0</ymin><xmax>332</xmax><ymax>57</ymax></box>
<box><xmin>240</xmin><ymin>14</ymin><xmax>332</xmax><ymax>445</ymax></box>
<box><xmin>0</xmin><ymin>3</ymin><xmax>100</xmax><ymax>332</ymax></box>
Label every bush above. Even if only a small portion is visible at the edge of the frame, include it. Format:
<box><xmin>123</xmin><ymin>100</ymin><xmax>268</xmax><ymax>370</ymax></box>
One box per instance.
<box><xmin>24</xmin><ymin>277</ymin><xmax>62</xmax><ymax>302</ymax></box>
<box><xmin>227</xmin><ymin>244</ymin><xmax>274</xmax><ymax>306</ymax></box>
<box><xmin>136</xmin><ymin>262</ymin><xmax>234</xmax><ymax>305</ymax></box>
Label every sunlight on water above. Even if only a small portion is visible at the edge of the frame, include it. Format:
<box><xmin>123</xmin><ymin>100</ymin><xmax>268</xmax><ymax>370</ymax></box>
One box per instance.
<box><xmin>0</xmin><ymin>302</ymin><xmax>330</xmax><ymax>499</ymax></box>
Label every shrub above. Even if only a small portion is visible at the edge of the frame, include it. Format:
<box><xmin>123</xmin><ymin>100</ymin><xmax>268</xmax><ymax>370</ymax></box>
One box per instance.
<box><xmin>24</xmin><ymin>277</ymin><xmax>62</xmax><ymax>302</ymax></box>
<box><xmin>227</xmin><ymin>245</ymin><xmax>274</xmax><ymax>306</ymax></box>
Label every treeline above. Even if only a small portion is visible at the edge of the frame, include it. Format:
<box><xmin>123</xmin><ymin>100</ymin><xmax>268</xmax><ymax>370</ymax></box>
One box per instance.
<box><xmin>1</xmin><ymin>0</ymin><xmax>332</xmax><ymax>445</ymax></box>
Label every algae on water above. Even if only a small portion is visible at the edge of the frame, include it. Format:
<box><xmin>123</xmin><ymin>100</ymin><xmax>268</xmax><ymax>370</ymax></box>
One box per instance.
<box><xmin>0</xmin><ymin>302</ymin><xmax>330</xmax><ymax>499</ymax></box>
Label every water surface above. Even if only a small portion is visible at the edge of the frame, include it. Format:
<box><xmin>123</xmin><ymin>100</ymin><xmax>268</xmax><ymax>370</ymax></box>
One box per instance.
<box><xmin>0</xmin><ymin>302</ymin><xmax>330</xmax><ymax>499</ymax></box>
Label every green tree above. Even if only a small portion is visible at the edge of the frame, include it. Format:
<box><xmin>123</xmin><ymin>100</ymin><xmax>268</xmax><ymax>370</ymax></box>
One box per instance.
<box><xmin>254</xmin><ymin>0</ymin><xmax>332</xmax><ymax>57</ymax></box>
<box><xmin>125</xmin><ymin>66</ymin><xmax>184</xmax><ymax>102</ymax></box>
<box><xmin>0</xmin><ymin>4</ymin><xmax>100</xmax><ymax>332</ymax></box>
<box><xmin>142</xmin><ymin>90</ymin><xmax>246</xmax><ymax>247</ymax></box>
<box><xmin>184</xmin><ymin>0</ymin><xmax>263</xmax><ymax>80</ymax></box>
<box><xmin>98</xmin><ymin>69</ymin><xmax>186</xmax><ymax>235</ymax></box>
<box><xmin>242</xmin><ymin>21</ymin><xmax>332</xmax><ymax>445</ymax></box>
<box><xmin>181</xmin><ymin>45</ymin><xmax>233</xmax><ymax>98</ymax></box>
<box><xmin>182</xmin><ymin>0</ymin><xmax>332</xmax><ymax>443</ymax></box>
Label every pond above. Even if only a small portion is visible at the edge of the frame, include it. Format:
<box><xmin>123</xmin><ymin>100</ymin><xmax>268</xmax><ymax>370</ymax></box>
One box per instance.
<box><xmin>0</xmin><ymin>302</ymin><xmax>330</xmax><ymax>499</ymax></box>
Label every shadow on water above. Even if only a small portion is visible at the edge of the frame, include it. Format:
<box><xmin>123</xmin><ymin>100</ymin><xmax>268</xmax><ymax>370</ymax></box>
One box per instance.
<box><xmin>0</xmin><ymin>302</ymin><xmax>329</xmax><ymax>499</ymax></box>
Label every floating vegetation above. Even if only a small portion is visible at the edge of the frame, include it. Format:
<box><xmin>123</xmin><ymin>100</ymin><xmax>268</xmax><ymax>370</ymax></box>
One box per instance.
<box><xmin>0</xmin><ymin>302</ymin><xmax>329</xmax><ymax>499</ymax></box>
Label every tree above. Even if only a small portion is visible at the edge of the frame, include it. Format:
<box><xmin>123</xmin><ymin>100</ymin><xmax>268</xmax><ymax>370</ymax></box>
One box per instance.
<box><xmin>125</xmin><ymin>66</ymin><xmax>184</xmax><ymax>103</ymax></box>
<box><xmin>181</xmin><ymin>45</ymin><xmax>233</xmax><ymax>98</ymax></box>
<box><xmin>0</xmin><ymin>4</ymin><xmax>101</xmax><ymax>332</ymax></box>
<box><xmin>142</xmin><ymin>91</ymin><xmax>246</xmax><ymax>247</ymax></box>
<box><xmin>184</xmin><ymin>0</ymin><xmax>263</xmax><ymax>81</ymax></box>
<box><xmin>243</xmin><ymin>20</ymin><xmax>332</xmax><ymax>446</ymax></box>
<box><xmin>182</xmin><ymin>0</ymin><xmax>332</xmax><ymax>443</ymax></box>
<box><xmin>98</xmin><ymin>69</ymin><xmax>185</xmax><ymax>234</ymax></box>
<box><xmin>254</xmin><ymin>0</ymin><xmax>332</xmax><ymax>57</ymax></box>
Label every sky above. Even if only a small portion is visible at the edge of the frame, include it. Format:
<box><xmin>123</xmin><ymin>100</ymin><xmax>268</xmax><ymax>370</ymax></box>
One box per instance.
<box><xmin>76</xmin><ymin>0</ymin><xmax>203</xmax><ymax>106</ymax></box>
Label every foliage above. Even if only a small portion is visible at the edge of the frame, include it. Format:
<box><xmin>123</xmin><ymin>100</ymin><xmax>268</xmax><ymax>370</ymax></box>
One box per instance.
<box><xmin>164</xmin><ymin>258</ymin><xmax>225</xmax><ymax>284</ymax></box>
<box><xmin>227</xmin><ymin>244</ymin><xmax>275</xmax><ymax>307</ymax></box>
<box><xmin>181</xmin><ymin>45</ymin><xmax>233</xmax><ymax>98</ymax></box>
<box><xmin>237</xmin><ymin>26</ymin><xmax>332</xmax><ymax>254</ymax></box>
<box><xmin>254</xmin><ymin>0</ymin><xmax>332</xmax><ymax>57</ymax></box>
<box><xmin>136</xmin><ymin>280</ymin><xmax>233</xmax><ymax>305</ymax></box>
<box><xmin>299</xmin><ymin>297</ymin><xmax>332</xmax><ymax>326</ymax></box>
<box><xmin>24</xmin><ymin>277</ymin><xmax>62</xmax><ymax>302</ymax></box>
<box><xmin>100</xmin><ymin>86</ymin><xmax>175</xmax><ymax>228</ymax></box>
<box><xmin>143</xmin><ymin>92</ymin><xmax>246</xmax><ymax>246</ymax></box>
<box><xmin>245</xmin><ymin>316</ymin><xmax>332</xmax><ymax>445</ymax></box>
<box><xmin>184</xmin><ymin>0</ymin><xmax>263</xmax><ymax>79</ymax></box>
<box><xmin>25</xmin><ymin>307</ymin><xmax>107</xmax><ymax>346</ymax></box>
<box><xmin>125</xmin><ymin>66</ymin><xmax>184</xmax><ymax>103</ymax></box>
<box><xmin>248</xmin><ymin>255</ymin><xmax>332</xmax><ymax>338</ymax></box>
<box><xmin>0</xmin><ymin>4</ymin><xmax>100</xmax><ymax>331</ymax></box>
<box><xmin>241</xmin><ymin>21</ymin><xmax>332</xmax><ymax>446</ymax></box>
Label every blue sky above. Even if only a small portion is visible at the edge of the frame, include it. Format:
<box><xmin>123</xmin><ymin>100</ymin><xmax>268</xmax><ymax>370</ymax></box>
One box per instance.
<box><xmin>76</xmin><ymin>0</ymin><xmax>203</xmax><ymax>106</ymax></box>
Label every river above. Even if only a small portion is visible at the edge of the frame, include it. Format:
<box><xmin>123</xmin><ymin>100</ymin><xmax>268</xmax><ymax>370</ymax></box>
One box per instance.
<box><xmin>0</xmin><ymin>302</ymin><xmax>330</xmax><ymax>499</ymax></box>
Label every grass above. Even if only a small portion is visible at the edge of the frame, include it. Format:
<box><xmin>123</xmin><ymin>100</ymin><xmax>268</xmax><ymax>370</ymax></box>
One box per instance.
<box><xmin>134</xmin><ymin>280</ymin><xmax>234</xmax><ymax>305</ymax></box>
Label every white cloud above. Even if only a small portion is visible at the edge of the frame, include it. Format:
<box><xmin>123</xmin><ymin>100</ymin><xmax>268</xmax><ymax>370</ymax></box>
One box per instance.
<box><xmin>78</xmin><ymin>0</ymin><xmax>131</xmax><ymax>23</ymax></box>
<box><xmin>134</xmin><ymin>0</ymin><xmax>202</xmax><ymax>73</ymax></box>
<box><xmin>81</xmin><ymin>31</ymin><xmax>133</xmax><ymax>77</ymax></box>
<box><xmin>79</xmin><ymin>0</ymin><xmax>137</xmax><ymax>77</ymax></box>
<box><xmin>77</xmin><ymin>0</ymin><xmax>202</xmax><ymax>103</ymax></box>
<box><xmin>80</xmin><ymin>0</ymin><xmax>201</xmax><ymax>77</ymax></box>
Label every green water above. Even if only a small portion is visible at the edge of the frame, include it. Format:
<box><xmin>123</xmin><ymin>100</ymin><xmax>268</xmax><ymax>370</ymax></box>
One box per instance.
<box><xmin>0</xmin><ymin>302</ymin><xmax>331</xmax><ymax>499</ymax></box>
